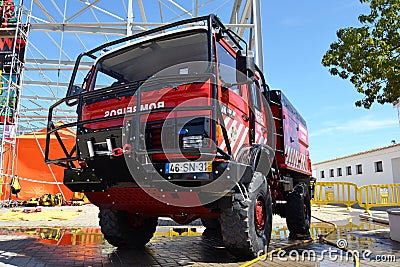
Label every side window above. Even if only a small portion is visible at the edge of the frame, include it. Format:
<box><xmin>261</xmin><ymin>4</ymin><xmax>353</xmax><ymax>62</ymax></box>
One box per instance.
<box><xmin>375</xmin><ymin>161</ymin><xmax>383</xmax><ymax>172</ymax></box>
<box><xmin>90</xmin><ymin>67</ymin><xmax>119</xmax><ymax>91</ymax></box>
<box><xmin>68</xmin><ymin>55</ymin><xmax>95</xmax><ymax>97</ymax></box>
<box><xmin>356</xmin><ymin>164</ymin><xmax>363</xmax><ymax>174</ymax></box>
<box><xmin>346</xmin><ymin>166</ymin><xmax>352</xmax><ymax>175</ymax></box>
<box><xmin>216</xmin><ymin>42</ymin><xmax>240</xmax><ymax>95</ymax></box>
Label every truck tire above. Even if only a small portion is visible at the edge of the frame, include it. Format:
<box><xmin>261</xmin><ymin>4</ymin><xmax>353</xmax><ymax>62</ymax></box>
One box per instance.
<box><xmin>286</xmin><ymin>182</ymin><xmax>311</xmax><ymax>239</ymax></box>
<box><xmin>220</xmin><ymin>172</ymin><xmax>272</xmax><ymax>260</ymax></box>
<box><xmin>99</xmin><ymin>209</ymin><xmax>157</xmax><ymax>248</ymax></box>
<box><xmin>201</xmin><ymin>218</ymin><xmax>222</xmax><ymax>239</ymax></box>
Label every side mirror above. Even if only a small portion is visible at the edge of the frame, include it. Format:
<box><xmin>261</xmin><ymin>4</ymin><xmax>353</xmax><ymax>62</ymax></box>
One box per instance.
<box><xmin>70</xmin><ymin>85</ymin><xmax>84</xmax><ymax>96</ymax></box>
<box><xmin>66</xmin><ymin>85</ymin><xmax>84</xmax><ymax>106</ymax></box>
<box><xmin>236</xmin><ymin>50</ymin><xmax>255</xmax><ymax>84</ymax></box>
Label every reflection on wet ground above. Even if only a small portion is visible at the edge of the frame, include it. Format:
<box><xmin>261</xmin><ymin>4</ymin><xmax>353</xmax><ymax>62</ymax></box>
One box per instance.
<box><xmin>0</xmin><ymin>219</ymin><xmax>398</xmax><ymax>266</ymax></box>
<box><xmin>269</xmin><ymin>219</ymin><xmax>399</xmax><ymax>266</ymax></box>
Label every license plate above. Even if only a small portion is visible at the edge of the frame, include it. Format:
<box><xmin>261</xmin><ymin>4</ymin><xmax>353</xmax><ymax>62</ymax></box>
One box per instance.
<box><xmin>165</xmin><ymin>161</ymin><xmax>212</xmax><ymax>174</ymax></box>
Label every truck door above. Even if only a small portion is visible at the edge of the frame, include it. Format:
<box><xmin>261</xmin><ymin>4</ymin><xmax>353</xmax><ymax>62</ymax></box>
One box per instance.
<box><xmin>249</xmin><ymin>81</ymin><xmax>268</xmax><ymax>146</ymax></box>
<box><xmin>216</xmin><ymin>40</ymin><xmax>250</xmax><ymax>157</ymax></box>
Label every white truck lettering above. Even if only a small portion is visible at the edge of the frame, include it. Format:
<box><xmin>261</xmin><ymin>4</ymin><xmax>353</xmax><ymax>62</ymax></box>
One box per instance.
<box><xmin>104</xmin><ymin>101</ymin><xmax>165</xmax><ymax>117</ymax></box>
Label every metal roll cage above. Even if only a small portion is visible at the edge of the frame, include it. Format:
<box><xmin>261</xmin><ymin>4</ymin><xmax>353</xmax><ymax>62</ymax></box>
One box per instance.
<box><xmin>45</xmin><ymin>14</ymin><xmax>268</xmax><ymax>168</ymax></box>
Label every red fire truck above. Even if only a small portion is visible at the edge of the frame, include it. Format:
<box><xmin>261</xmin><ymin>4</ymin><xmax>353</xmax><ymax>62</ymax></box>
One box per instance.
<box><xmin>45</xmin><ymin>15</ymin><xmax>313</xmax><ymax>259</ymax></box>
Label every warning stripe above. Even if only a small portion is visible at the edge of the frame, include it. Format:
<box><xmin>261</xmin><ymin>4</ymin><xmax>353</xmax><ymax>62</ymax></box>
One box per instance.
<box><xmin>235</xmin><ymin>127</ymin><xmax>249</xmax><ymax>151</ymax></box>
<box><xmin>230</xmin><ymin>123</ymin><xmax>243</xmax><ymax>153</ymax></box>
<box><xmin>220</xmin><ymin>116</ymin><xmax>237</xmax><ymax>150</ymax></box>
<box><xmin>219</xmin><ymin>115</ymin><xmax>250</xmax><ymax>157</ymax></box>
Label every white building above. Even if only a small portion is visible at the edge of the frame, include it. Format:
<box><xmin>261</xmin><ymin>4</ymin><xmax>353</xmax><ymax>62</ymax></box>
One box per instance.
<box><xmin>313</xmin><ymin>144</ymin><xmax>400</xmax><ymax>186</ymax></box>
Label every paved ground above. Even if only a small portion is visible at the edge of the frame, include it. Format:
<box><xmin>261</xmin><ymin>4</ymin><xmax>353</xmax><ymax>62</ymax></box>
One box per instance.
<box><xmin>0</xmin><ymin>204</ymin><xmax>387</xmax><ymax>228</ymax></box>
<box><xmin>0</xmin><ymin>205</ymin><xmax>101</xmax><ymax>228</ymax></box>
<box><xmin>0</xmin><ymin>204</ymin><xmax>398</xmax><ymax>266</ymax></box>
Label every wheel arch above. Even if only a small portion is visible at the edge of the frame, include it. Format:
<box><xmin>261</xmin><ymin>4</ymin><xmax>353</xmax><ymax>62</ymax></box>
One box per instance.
<box><xmin>237</xmin><ymin>144</ymin><xmax>275</xmax><ymax>184</ymax></box>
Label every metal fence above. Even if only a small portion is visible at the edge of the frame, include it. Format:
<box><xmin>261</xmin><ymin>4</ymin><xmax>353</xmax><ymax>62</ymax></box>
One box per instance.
<box><xmin>311</xmin><ymin>182</ymin><xmax>400</xmax><ymax>214</ymax></box>
<box><xmin>357</xmin><ymin>184</ymin><xmax>400</xmax><ymax>214</ymax></box>
<box><xmin>311</xmin><ymin>181</ymin><xmax>358</xmax><ymax>210</ymax></box>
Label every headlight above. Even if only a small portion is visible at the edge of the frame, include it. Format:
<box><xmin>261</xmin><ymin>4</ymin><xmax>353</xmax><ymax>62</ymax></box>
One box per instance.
<box><xmin>182</xmin><ymin>135</ymin><xmax>203</xmax><ymax>148</ymax></box>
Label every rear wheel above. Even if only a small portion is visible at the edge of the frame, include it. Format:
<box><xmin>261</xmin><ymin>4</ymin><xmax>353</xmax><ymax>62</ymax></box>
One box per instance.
<box><xmin>220</xmin><ymin>172</ymin><xmax>272</xmax><ymax>260</ymax></box>
<box><xmin>99</xmin><ymin>209</ymin><xmax>158</xmax><ymax>248</ymax></box>
<box><xmin>286</xmin><ymin>182</ymin><xmax>311</xmax><ymax>239</ymax></box>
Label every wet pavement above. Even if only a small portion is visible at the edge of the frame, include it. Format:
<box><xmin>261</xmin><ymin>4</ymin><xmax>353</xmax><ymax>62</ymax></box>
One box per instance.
<box><xmin>0</xmin><ymin>205</ymin><xmax>398</xmax><ymax>266</ymax></box>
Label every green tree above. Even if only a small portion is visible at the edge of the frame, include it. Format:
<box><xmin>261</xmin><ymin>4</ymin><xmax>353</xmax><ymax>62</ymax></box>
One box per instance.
<box><xmin>322</xmin><ymin>0</ymin><xmax>400</xmax><ymax>108</ymax></box>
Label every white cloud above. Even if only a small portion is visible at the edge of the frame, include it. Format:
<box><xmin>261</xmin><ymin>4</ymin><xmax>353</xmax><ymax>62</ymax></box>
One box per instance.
<box><xmin>310</xmin><ymin>116</ymin><xmax>398</xmax><ymax>137</ymax></box>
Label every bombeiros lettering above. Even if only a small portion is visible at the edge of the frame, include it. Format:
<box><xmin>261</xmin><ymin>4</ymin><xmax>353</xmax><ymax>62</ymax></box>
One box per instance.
<box><xmin>104</xmin><ymin>101</ymin><xmax>165</xmax><ymax>117</ymax></box>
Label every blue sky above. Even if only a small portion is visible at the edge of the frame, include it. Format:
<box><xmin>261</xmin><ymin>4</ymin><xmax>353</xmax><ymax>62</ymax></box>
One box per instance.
<box><xmin>260</xmin><ymin>0</ymin><xmax>399</xmax><ymax>163</ymax></box>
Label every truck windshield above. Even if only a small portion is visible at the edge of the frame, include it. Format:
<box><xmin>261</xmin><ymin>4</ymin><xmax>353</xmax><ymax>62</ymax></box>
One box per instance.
<box><xmin>90</xmin><ymin>29</ymin><xmax>210</xmax><ymax>91</ymax></box>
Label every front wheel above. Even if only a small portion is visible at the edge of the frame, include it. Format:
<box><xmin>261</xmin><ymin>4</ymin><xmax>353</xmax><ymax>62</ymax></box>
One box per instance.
<box><xmin>220</xmin><ymin>172</ymin><xmax>272</xmax><ymax>260</ymax></box>
<box><xmin>201</xmin><ymin>218</ymin><xmax>222</xmax><ymax>239</ymax></box>
<box><xmin>99</xmin><ymin>209</ymin><xmax>158</xmax><ymax>248</ymax></box>
<box><xmin>286</xmin><ymin>182</ymin><xmax>311</xmax><ymax>239</ymax></box>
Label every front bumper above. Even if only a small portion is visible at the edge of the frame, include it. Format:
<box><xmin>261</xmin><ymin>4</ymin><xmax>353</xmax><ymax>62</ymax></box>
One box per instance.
<box><xmin>64</xmin><ymin>159</ymin><xmax>251</xmax><ymax>193</ymax></box>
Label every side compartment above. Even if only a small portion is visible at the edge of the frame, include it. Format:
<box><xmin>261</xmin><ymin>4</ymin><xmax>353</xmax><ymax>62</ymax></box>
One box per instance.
<box><xmin>269</xmin><ymin>90</ymin><xmax>311</xmax><ymax>176</ymax></box>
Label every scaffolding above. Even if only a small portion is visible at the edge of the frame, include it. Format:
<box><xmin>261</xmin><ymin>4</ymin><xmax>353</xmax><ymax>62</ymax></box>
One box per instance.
<box><xmin>0</xmin><ymin>0</ymin><xmax>31</xmax><ymax>201</ymax></box>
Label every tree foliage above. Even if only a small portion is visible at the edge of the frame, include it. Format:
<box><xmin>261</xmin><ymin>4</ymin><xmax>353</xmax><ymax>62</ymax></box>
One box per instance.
<box><xmin>322</xmin><ymin>0</ymin><xmax>400</xmax><ymax>108</ymax></box>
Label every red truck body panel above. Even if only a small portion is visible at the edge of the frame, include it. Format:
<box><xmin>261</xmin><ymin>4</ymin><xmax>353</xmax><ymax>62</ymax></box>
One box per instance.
<box><xmin>270</xmin><ymin>90</ymin><xmax>312</xmax><ymax>176</ymax></box>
